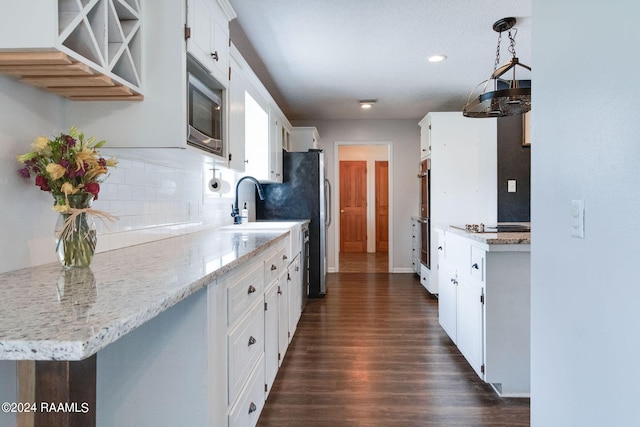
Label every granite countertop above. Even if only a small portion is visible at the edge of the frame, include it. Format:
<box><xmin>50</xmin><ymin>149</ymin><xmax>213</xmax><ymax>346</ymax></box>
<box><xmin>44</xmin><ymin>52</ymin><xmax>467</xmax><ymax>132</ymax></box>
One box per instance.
<box><xmin>0</xmin><ymin>227</ymin><xmax>288</xmax><ymax>361</ymax></box>
<box><xmin>437</xmin><ymin>224</ymin><xmax>531</xmax><ymax>246</ymax></box>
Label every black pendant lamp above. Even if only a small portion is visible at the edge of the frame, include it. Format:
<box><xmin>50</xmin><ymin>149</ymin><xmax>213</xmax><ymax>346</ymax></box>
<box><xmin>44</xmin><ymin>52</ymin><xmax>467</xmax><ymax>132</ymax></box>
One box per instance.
<box><xmin>463</xmin><ymin>17</ymin><xmax>531</xmax><ymax>118</ymax></box>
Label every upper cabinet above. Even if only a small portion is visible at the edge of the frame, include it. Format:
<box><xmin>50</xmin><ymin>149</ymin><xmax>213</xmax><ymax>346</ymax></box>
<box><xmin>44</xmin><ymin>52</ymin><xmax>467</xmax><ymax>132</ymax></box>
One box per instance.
<box><xmin>186</xmin><ymin>0</ymin><xmax>235</xmax><ymax>87</ymax></box>
<box><xmin>62</xmin><ymin>1</ymin><xmax>235</xmax><ymax>167</ymax></box>
<box><xmin>418</xmin><ymin>115</ymin><xmax>431</xmax><ymax>159</ymax></box>
<box><xmin>227</xmin><ymin>44</ymin><xmax>289</xmax><ymax>183</ymax></box>
<box><xmin>289</xmin><ymin>127</ymin><xmax>320</xmax><ymax>152</ymax></box>
<box><xmin>0</xmin><ymin>0</ymin><xmax>143</xmax><ymax>100</ymax></box>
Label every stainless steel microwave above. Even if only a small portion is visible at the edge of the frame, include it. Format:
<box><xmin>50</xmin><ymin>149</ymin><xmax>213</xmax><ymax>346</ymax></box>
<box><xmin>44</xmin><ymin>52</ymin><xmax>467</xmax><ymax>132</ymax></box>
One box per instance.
<box><xmin>187</xmin><ymin>69</ymin><xmax>224</xmax><ymax>158</ymax></box>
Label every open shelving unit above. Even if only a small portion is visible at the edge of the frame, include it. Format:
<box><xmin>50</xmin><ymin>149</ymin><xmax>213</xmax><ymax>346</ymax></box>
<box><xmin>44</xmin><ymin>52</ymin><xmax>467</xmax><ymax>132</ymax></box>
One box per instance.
<box><xmin>0</xmin><ymin>0</ymin><xmax>143</xmax><ymax>100</ymax></box>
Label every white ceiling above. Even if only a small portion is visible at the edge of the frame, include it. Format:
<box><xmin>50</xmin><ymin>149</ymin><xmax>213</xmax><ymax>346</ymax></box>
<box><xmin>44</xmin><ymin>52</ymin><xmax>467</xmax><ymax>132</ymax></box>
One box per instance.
<box><xmin>228</xmin><ymin>0</ymin><xmax>532</xmax><ymax>122</ymax></box>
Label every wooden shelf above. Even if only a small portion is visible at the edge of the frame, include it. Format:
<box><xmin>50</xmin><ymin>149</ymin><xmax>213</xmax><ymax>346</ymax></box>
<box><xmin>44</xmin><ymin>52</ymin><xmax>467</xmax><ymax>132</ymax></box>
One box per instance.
<box><xmin>0</xmin><ymin>51</ymin><xmax>142</xmax><ymax>101</ymax></box>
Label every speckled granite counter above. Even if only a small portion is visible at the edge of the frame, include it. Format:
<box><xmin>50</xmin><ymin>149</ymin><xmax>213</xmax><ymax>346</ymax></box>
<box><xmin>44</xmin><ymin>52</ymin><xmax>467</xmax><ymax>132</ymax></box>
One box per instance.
<box><xmin>0</xmin><ymin>228</ymin><xmax>288</xmax><ymax>361</ymax></box>
<box><xmin>436</xmin><ymin>224</ymin><xmax>531</xmax><ymax>249</ymax></box>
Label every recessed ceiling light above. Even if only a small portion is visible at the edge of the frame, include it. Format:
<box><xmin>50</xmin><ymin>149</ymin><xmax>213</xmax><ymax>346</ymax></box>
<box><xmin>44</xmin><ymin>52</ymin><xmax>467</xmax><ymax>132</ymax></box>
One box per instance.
<box><xmin>359</xmin><ymin>99</ymin><xmax>377</xmax><ymax>109</ymax></box>
<box><xmin>428</xmin><ymin>55</ymin><xmax>447</xmax><ymax>63</ymax></box>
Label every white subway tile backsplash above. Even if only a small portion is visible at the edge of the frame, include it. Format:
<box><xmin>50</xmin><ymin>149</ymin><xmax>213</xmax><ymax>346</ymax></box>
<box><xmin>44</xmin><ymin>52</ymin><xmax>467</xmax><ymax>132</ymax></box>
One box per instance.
<box><xmin>91</xmin><ymin>155</ymin><xmax>234</xmax><ymax>253</ymax></box>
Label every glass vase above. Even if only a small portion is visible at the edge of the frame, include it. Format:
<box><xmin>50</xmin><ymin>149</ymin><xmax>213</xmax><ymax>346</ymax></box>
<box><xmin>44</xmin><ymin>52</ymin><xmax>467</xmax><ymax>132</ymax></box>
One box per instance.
<box><xmin>54</xmin><ymin>193</ymin><xmax>97</xmax><ymax>269</ymax></box>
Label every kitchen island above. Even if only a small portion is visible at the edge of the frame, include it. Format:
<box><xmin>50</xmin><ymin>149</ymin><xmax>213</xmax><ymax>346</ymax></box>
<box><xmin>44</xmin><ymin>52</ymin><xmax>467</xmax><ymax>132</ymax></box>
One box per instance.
<box><xmin>0</xmin><ymin>224</ymin><xmax>302</xmax><ymax>426</ymax></box>
<box><xmin>435</xmin><ymin>224</ymin><xmax>531</xmax><ymax>397</ymax></box>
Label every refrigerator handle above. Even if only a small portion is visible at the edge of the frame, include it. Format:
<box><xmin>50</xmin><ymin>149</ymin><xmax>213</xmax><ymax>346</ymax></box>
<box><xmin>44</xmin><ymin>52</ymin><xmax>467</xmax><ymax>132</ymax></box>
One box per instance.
<box><xmin>325</xmin><ymin>178</ymin><xmax>332</xmax><ymax>227</ymax></box>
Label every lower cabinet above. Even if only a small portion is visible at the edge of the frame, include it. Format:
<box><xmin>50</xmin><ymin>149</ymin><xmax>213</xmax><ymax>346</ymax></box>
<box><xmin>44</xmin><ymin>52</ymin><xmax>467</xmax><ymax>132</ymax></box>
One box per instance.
<box><xmin>264</xmin><ymin>284</ymin><xmax>279</xmax><ymax>396</ymax></box>
<box><xmin>210</xmin><ymin>236</ymin><xmax>304</xmax><ymax>427</ymax></box>
<box><xmin>437</xmin><ymin>229</ymin><xmax>531</xmax><ymax>397</ymax></box>
<box><xmin>411</xmin><ymin>218</ymin><xmax>421</xmax><ymax>274</ymax></box>
<box><xmin>287</xmin><ymin>255</ymin><xmax>302</xmax><ymax>339</ymax></box>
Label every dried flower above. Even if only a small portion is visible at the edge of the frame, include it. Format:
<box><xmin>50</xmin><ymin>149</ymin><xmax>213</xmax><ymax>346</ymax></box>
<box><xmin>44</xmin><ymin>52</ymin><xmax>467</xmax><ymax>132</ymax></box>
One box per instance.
<box><xmin>16</xmin><ymin>126</ymin><xmax>117</xmax><ymax>210</ymax></box>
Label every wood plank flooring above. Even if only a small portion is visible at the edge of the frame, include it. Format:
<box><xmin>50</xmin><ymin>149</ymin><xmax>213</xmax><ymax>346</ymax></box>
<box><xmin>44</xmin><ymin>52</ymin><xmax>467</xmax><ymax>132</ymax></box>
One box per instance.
<box><xmin>258</xmin><ymin>273</ymin><xmax>530</xmax><ymax>426</ymax></box>
<box><xmin>339</xmin><ymin>252</ymin><xmax>389</xmax><ymax>272</ymax></box>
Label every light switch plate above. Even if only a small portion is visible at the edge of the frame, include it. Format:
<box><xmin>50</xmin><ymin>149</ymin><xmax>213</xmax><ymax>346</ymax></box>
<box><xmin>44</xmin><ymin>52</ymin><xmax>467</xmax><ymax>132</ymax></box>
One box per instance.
<box><xmin>570</xmin><ymin>199</ymin><xmax>584</xmax><ymax>238</ymax></box>
<box><xmin>508</xmin><ymin>180</ymin><xmax>516</xmax><ymax>193</ymax></box>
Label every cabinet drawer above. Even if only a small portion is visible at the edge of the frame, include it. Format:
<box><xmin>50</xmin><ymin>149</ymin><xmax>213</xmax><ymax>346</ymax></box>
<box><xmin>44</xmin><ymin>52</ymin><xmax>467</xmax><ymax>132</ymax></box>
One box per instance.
<box><xmin>227</xmin><ymin>261</ymin><xmax>265</xmax><ymax>327</ymax></box>
<box><xmin>470</xmin><ymin>246</ymin><xmax>485</xmax><ymax>282</ymax></box>
<box><xmin>228</xmin><ymin>355</ymin><xmax>265</xmax><ymax>427</ymax></box>
<box><xmin>228</xmin><ymin>301</ymin><xmax>265</xmax><ymax>404</ymax></box>
<box><xmin>265</xmin><ymin>244</ymin><xmax>287</xmax><ymax>284</ymax></box>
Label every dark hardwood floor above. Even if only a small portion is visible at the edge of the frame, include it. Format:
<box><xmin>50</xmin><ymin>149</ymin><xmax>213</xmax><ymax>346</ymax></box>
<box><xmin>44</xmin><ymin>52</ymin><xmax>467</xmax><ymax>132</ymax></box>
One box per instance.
<box><xmin>258</xmin><ymin>273</ymin><xmax>530</xmax><ymax>426</ymax></box>
<box><xmin>339</xmin><ymin>252</ymin><xmax>389</xmax><ymax>273</ymax></box>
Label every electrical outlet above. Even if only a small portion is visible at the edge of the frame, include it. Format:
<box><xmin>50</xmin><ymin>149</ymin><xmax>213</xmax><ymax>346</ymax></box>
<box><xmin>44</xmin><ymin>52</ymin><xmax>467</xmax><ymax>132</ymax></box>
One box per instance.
<box><xmin>570</xmin><ymin>199</ymin><xmax>584</xmax><ymax>238</ymax></box>
<box><xmin>508</xmin><ymin>180</ymin><xmax>516</xmax><ymax>193</ymax></box>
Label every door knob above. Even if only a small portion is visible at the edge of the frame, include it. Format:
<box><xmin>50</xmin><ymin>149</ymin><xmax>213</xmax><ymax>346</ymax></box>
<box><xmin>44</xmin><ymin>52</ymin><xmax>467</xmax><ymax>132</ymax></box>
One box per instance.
<box><xmin>340</xmin><ymin>209</ymin><xmax>345</xmax><ymax>213</ymax></box>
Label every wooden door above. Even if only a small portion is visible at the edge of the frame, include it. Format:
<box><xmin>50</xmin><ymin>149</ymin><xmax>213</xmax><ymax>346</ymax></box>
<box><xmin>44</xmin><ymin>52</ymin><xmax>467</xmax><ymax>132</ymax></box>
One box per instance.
<box><xmin>340</xmin><ymin>161</ymin><xmax>367</xmax><ymax>253</ymax></box>
<box><xmin>375</xmin><ymin>161</ymin><xmax>389</xmax><ymax>252</ymax></box>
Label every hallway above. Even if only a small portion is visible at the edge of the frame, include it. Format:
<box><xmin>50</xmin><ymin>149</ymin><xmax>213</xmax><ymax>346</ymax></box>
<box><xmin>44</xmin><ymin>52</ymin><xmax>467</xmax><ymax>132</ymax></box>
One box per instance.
<box><xmin>257</xmin><ymin>273</ymin><xmax>530</xmax><ymax>426</ymax></box>
<box><xmin>338</xmin><ymin>252</ymin><xmax>389</xmax><ymax>273</ymax></box>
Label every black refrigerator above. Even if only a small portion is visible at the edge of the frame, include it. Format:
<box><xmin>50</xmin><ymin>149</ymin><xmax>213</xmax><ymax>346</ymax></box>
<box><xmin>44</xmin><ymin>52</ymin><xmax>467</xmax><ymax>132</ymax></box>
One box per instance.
<box><xmin>256</xmin><ymin>150</ymin><xmax>330</xmax><ymax>297</ymax></box>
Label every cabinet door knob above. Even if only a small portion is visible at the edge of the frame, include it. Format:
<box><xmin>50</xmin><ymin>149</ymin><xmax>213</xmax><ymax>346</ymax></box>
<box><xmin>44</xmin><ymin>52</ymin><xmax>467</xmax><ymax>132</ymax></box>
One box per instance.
<box><xmin>472</xmin><ymin>263</ymin><xmax>479</xmax><ymax>270</ymax></box>
<box><xmin>438</xmin><ymin>246</ymin><xmax>443</xmax><ymax>250</ymax></box>
<box><xmin>211</xmin><ymin>51</ymin><xmax>219</xmax><ymax>61</ymax></box>
<box><xmin>249</xmin><ymin>402</ymin><xmax>257</xmax><ymax>414</ymax></box>
<box><xmin>248</xmin><ymin>336</ymin><xmax>256</xmax><ymax>346</ymax></box>
<box><xmin>271</xmin><ymin>264</ymin><xmax>277</xmax><ymax>271</ymax></box>
<box><xmin>248</xmin><ymin>285</ymin><xmax>256</xmax><ymax>294</ymax></box>
<box><xmin>283</xmin><ymin>254</ymin><xmax>288</xmax><ymax>260</ymax></box>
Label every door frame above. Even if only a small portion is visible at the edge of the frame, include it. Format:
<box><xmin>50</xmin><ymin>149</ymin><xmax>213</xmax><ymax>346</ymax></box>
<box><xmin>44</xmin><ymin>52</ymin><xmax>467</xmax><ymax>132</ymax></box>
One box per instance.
<box><xmin>333</xmin><ymin>141</ymin><xmax>393</xmax><ymax>272</ymax></box>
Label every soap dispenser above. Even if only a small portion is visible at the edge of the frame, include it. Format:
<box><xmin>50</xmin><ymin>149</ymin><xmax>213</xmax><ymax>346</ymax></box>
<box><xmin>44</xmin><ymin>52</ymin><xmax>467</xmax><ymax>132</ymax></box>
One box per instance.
<box><xmin>240</xmin><ymin>202</ymin><xmax>248</xmax><ymax>224</ymax></box>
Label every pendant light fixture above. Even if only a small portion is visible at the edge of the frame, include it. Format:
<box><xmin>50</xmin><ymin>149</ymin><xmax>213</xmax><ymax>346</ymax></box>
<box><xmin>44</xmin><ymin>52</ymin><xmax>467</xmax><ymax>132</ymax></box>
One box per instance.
<box><xmin>463</xmin><ymin>17</ymin><xmax>531</xmax><ymax>118</ymax></box>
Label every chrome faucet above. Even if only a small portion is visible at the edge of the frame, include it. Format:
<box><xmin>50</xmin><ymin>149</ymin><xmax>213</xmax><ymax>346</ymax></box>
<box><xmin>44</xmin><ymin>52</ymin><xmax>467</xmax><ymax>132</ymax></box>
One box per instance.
<box><xmin>231</xmin><ymin>176</ymin><xmax>265</xmax><ymax>224</ymax></box>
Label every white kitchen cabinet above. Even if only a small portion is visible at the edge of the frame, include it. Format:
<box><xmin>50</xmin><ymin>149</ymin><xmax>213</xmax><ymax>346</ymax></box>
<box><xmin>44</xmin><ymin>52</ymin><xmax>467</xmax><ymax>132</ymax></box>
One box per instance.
<box><xmin>411</xmin><ymin>218</ymin><xmax>421</xmax><ymax>275</ymax></box>
<box><xmin>61</xmin><ymin>2</ymin><xmax>231</xmax><ymax>166</ymax></box>
<box><xmin>264</xmin><ymin>282</ymin><xmax>279</xmax><ymax>396</ymax></box>
<box><xmin>422</xmin><ymin>111</ymin><xmax>497</xmax><ymax>295</ymax></box>
<box><xmin>0</xmin><ymin>0</ymin><xmax>143</xmax><ymax>100</ymax></box>
<box><xmin>456</xmin><ymin>276</ymin><xmax>484</xmax><ymax>379</ymax></box>
<box><xmin>287</xmin><ymin>255</ymin><xmax>302</xmax><ymax>339</ymax></box>
<box><xmin>289</xmin><ymin>127</ymin><xmax>320</xmax><ymax>152</ymax></box>
<box><xmin>437</xmin><ymin>258</ymin><xmax>456</xmax><ymax>342</ymax></box>
<box><xmin>228</xmin><ymin>47</ymin><xmax>248</xmax><ymax>171</ymax></box>
<box><xmin>418</xmin><ymin>115</ymin><xmax>431</xmax><ymax>159</ymax></box>
<box><xmin>187</xmin><ymin>0</ymin><xmax>234</xmax><ymax>86</ymax></box>
<box><xmin>230</xmin><ymin>44</ymin><xmax>285</xmax><ymax>182</ymax></box>
<box><xmin>437</xmin><ymin>228</ymin><xmax>530</xmax><ymax>397</ymax></box>
<box><xmin>276</xmin><ymin>272</ymin><xmax>289</xmax><ymax>365</ymax></box>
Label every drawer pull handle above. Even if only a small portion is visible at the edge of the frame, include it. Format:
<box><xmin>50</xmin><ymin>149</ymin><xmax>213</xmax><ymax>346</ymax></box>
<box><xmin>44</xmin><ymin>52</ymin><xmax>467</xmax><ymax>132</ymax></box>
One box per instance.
<box><xmin>283</xmin><ymin>254</ymin><xmax>288</xmax><ymax>260</ymax></box>
<box><xmin>248</xmin><ymin>336</ymin><xmax>256</xmax><ymax>346</ymax></box>
<box><xmin>271</xmin><ymin>264</ymin><xmax>277</xmax><ymax>271</ymax></box>
<box><xmin>472</xmin><ymin>263</ymin><xmax>479</xmax><ymax>270</ymax></box>
<box><xmin>248</xmin><ymin>285</ymin><xmax>256</xmax><ymax>294</ymax></box>
<box><xmin>211</xmin><ymin>51</ymin><xmax>219</xmax><ymax>61</ymax></box>
<box><xmin>438</xmin><ymin>246</ymin><xmax>443</xmax><ymax>250</ymax></box>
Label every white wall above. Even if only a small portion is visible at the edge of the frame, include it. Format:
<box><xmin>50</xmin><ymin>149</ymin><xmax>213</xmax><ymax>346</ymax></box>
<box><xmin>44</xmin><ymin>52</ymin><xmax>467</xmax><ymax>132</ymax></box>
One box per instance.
<box><xmin>0</xmin><ymin>75</ymin><xmax>236</xmax><ymax>275</ymax></box>
<box><xmin>296</xmin><ymin>119</ymin><xmax>419</xmax><ymax>272</ymax></box>
<box><xmin>531</xmin><ymin>1</ymin><xmax>640</xmax><ymax>425</ymax></box>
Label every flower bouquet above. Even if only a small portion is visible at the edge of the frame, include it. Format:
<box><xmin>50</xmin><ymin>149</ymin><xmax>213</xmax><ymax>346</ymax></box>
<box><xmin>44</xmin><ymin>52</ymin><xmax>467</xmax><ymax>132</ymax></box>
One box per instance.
<box><xmin>17</xmin><ymin>126</ymin><xmax>118</xmax><ymax>268</ymax></box>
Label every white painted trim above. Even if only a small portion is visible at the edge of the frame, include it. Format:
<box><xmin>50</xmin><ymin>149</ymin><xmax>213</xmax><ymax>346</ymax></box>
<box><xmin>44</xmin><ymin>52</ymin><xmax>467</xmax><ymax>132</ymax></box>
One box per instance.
<box><xmin>333</xmin><ymin>140</ymin><xmax>393</xmax><ymax>273</ymax></box>
<box><xmin>392</xmin><ymin>268</ymin><xmax>415</xmax><ymax>274</ymax></box>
